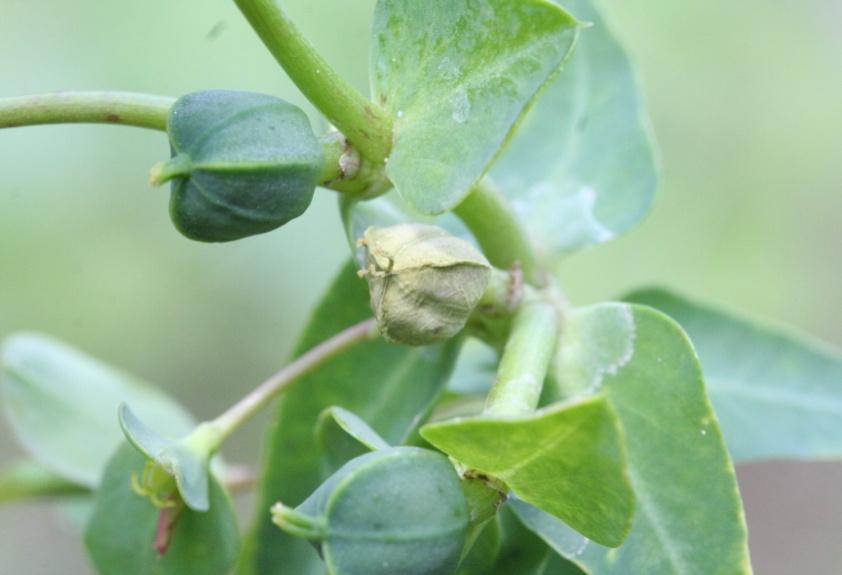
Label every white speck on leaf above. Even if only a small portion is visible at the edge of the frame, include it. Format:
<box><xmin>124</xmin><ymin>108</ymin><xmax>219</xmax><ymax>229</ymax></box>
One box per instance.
<box><xmin>574</xmin><ymin>537</ymin><xmax>590</xmax><ymax>557</ymax></box>
<box><xmin>451</xmin><ymin>87</ymin><xmax>471</xmax><ymax>124</ymax></box>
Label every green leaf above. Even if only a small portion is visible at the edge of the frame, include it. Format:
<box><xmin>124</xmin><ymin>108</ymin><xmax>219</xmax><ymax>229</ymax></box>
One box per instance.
<box><xmin>0</xmin><ymin>333</ymin><xmax>195</xmax><ymax>487</ymax></box>
<box><xmin>625</xmin><ymin>288</ymin><xmax>842</xmax><ymax>463</ymax></box>
<box><xmin>508</xmin><ymin>498</ymin><xmax>598</xmax><ymax>571</ymax></box>
<box><xmin>238</xmin><ymin>260</ymin><xmax>461</xmax><ymax>575</ymax></box>
<box><xmin>372</xmin><ymin>0</ymin><xmax>579</xmax><ymax>214</ymax></box>
<box><xmin>0</xmin><ymin>460</ymin><xmax>87</xmax><ymax>504</ymax></box>
<box><xmin>274</xmin><ymin>447</ymin><xmax>469</xmax><ymax>575</ymax></box>
<box><xmin>316</xmin><ymin>406</ymin><xmax>390</xmax><ymax>474</ymax></box>
<box><xmin>480</xmin><ymin>505</ymin><xmax>563</xmax><ymax>575</ymax></box>
<box><xmin>543</xmin><ymin>303</ymin><xmax>751</xmax><ymax>574</ymax></box>
<box><xmin>457</xmin><ymin>514</ymin><xmax>502</xmax><ymax>575</ymax></box>
<box><xmin>84</xmin><ymin>443</ymin><xmax>239</xmax><ymax>575</ymax></box>
<box><xmin>118</xmin><ymin>404</ymin><xmax>212</xmax><ymax>511</ymax></box>
<box><xmin>422</xmin><ymin>396</ymin><xmax>634</xmax><ymax>547</ymax></box>
<box><xmin>492</xmin><ymin>0</ymin><xmax>658</xmax><ymax>258</ymax></box>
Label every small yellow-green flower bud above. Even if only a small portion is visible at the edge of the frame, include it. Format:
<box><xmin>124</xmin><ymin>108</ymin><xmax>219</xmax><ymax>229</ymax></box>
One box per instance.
<box><xmin>359</xmin><ymin>224</ymin><xmax>491</xmax><ymax>346</ymax></box>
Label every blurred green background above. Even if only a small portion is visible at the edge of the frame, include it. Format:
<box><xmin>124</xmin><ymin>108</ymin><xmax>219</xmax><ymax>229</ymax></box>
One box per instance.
<box><xmin>1</xmin><ymin>0</ymin><xmax>840</xmax><ymax>573</ymax></box>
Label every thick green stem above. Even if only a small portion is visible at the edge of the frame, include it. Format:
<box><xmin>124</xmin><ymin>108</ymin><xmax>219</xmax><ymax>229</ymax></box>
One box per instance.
<box><xmin>0</xmin><ymin>92</ymin><xmax>174</xmax><ymax>131</ymax></box>
<box><xmin>455</xmin><ymin>179</ymin><xmax>545</xmax><ymax>287</ymax></box>
<box><xmin>483</xmin><ymin>300</ymin><xmax>559</xmax><ymax>418</ymax></box>
<box><xmin>233</xmin><ymin>0</ymin><xmax>393</xmax><ymax>163</ymax></box>
<box><xmin>209</xmin><ymin>318</ymin><xmax>378</xmax><ymax>447</ymax></box>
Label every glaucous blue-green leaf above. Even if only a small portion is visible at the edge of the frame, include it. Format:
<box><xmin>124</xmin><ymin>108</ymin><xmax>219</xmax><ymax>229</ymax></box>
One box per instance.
<box><xmin>316</xmin><ymin>406</ymin><xmax>390</xmax><ymax>474</ymax></box>
<box><xmin>84</xmin><ymin>443</ymin><xmax>239</xmax><ymax>575</ymax></box>
<box><xmin>0</xmin><ymin>333</ymin><xmax>195</xmax><ymax>487</ymax></box>
<box><xmin>273</xmin><ymin>447</ymin><xmax>469</xmax><ymax>575</ymax></box>
<box><xmin>485</xmin><ymin>508</ymin><xmax>584</xmax><ymax>575</ymax></box>
<box><xmin>544</xmin><ymin>303</ymin><xmax>751</xmax><ymax>574</ymax></box>
<box><xmin>0</xmin><ymin>460</ymin><xmax>87</xmax><ymax>504</ymax></box>
<box><xmin>118</xmin><ymin>404</ymin><xmax>211</xmax><ymax>511</ymax></box>
<box><xmin>509</xmin><ymin>498</ymin><xmax>600</xmax><ymax>572</ymax></box>
<box><xmin>371</xmin><ymin>0</ymin><xmax>580</xmax><ymax>214</ymax></box>
<box><xmin>239</xmin><ymin>260</ymin><xmax>461</xmax><ymax>575</ymax></box>
<box><xmin>458</xmin><ymin>514</ymin><xmax>502</xmax><ymax>575</ymax></box>
<box><xmin>626</xmin><ymin>288</ymin><xmax>842</xmax><ymax>462</ymax></box>
<box><xmin>422</xmin><ymin>395</ymin><xmax>634</xmax><ymax>547</ymax></box>
<box><xmin>492</xmin><ymin>0</ymin><xmax>658</xmax><ymax>258</ymax></box>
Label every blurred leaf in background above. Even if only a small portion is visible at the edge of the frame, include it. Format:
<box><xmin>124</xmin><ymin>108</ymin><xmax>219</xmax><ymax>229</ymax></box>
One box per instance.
<box><xmin>1</xmin><ymin>0</ymin><xmax>840</xmax><ymax>573</ymax></box>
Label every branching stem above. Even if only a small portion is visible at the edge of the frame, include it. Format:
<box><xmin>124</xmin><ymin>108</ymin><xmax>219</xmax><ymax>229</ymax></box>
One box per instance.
<box><xmin>455</xmin><ymin>179</ymin><xmax>546</xmax><ymax>287</ymax></box>
<box><xmin>233</xmin><ymin>0</ymin><xmax>393</xmax><ymax>163</ymax></box>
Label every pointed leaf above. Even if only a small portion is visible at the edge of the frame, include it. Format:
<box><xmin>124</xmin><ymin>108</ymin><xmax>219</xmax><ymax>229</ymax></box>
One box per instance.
<box><xmin>372</xmin><ymin>0</ymin><xmax>579</xmax><ymax>214</ymax></box>
<box><xmin>238</xmin><ymin>260</ymin><xmax>460</xmax><ymax>575</ymax></box>
<box><xmin>118</xmin><ymin>404</ymin><xmax>210</xmax><ymax>511</ymax></box>
<box><xmin>84</xmin><ymin>443</ymin><xmax>239</xmax><ymax>575</ymax></box>
<box><xmin>422</xmin><ymin>396</ymin><xmax>634</xmax><ymax>547</ymax></box>
<box><xmin>0</xmin><ymin>333</ymin><xmax>194</xmax><ymax>487</ymax></box>
<box><xmin>492</xmin><ymin>0</ymin><xmax>658</xmax><ymax>258</ymax></box>
<box><xmin>626</xmin><ymin>288</ymin><xmax>842</xmax><ymax>462</ymax></box>
<box><xmin>316</xmin><ymin>406</ymin><xmax>390</xmax><ymax>473</ymax></box>
<box><xmin>544</xmin><ymin>303</ymin><xmax>751</xmax><ymax>574</ymax></box>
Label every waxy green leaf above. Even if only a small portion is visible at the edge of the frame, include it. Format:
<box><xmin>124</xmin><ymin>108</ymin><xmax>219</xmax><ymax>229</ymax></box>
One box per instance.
<box><xmin>543</xmin><ymin>303</ymin><xmax>752</xmax><ymax>574</ymax></box>
<box><xmin>84</xmin><ymin>443</ymin><xmax>239</xmax><ymax>575</ymax></box>
<box><xmin>239</xmin><ymin>260</ymin><xmax>460</xmax><ymax>575</ymax></box>
<box><xmin>118</xmin><ymin>404</ymin><xmax>213</xmax><ymax>511</ymax></box>
<box><xmin>485</xmin><ymin>508</ymin><xmax>584</xmax><ymax>575</ymax></box>
<box><xmin>509</xmin><ymin>498</ymin><xmax>600</xmax><ymax>572</ymax></box>
<box><xmin>457</xmin><ymin>515</ymin><xmax>502</xmax><ymax>575</ymax></box>
<box><xmin>316</xmin><ymin>406</ymin><xmax>390</xmax><ymax>474</ymax></box>
<box><xmin>0</xmin><ymin>333</ymin><xmax>194</xmax><ymax>487</ymax></box>
<box><xmin>626</xmin><ymin>288</ymin><xmax>842</xmax><ymax>462</ymax></box>
<box><xmin>274</xmin><ymin>447</ymin><xmax>469</xmax><ymax>575</ymax></box>
<box><xmin>372</xmin><ymin>0</ymin><xmax>579</xmax><ymax>214</ymax></box>
<box><xmin>492</xmin><ymin>0</ymin><xmax>658</xmax><ymax>258</ymax></box>
<box><xmin>422</xmin><ymin>396</ymin><xmax>634</xmax><ymax>548</ymax></box>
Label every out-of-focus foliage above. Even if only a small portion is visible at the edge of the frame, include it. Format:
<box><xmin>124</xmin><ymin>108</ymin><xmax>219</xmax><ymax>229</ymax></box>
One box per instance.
<box><xmin>1</xmin><ymin>0</ymin><xmax>840</xmax><ymax>573</ymax></box>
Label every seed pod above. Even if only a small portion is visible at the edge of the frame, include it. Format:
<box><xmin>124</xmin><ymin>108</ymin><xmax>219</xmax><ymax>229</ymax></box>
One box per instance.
<box><xmin>151</xmin><ymin>90</ymin><xmax>324</xmax><ymax>242</ymax></box>
<box><xmin>272</xmin><ymin>447</ymin><xmax>469</xmax><ymax>575</ymax></box>
<box><xmin>360</xmin><ymin>224</ymin><xmax>491</xmax><ymax>345</ymax></box>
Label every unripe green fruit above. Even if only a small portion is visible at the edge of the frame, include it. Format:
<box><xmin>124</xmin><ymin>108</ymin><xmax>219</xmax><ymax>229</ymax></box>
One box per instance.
<box><xmin>272</xmin><ymin>447</ymin><xmax>469</xmax><ymax>575</ymax></box>
<box><xmin>360</xmin><ymin>224</ymin><xmax>491</xmax><ymax>346</ymax></box>
<box><xmin>151</xmin><ymin>90</ymin><xmax>324</xmax><ymax>242</ymax></box>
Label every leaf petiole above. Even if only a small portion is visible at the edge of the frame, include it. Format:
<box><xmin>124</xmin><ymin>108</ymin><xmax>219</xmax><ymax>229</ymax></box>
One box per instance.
<box><xmin>207</xmin><ymin>318</ymin><xmax>379</xmax><ymax>450</ymax></box>
<box><xmin>455</xmin><ymin>179</ymin><xmax>546</xmax><ymax>287</ymax></box>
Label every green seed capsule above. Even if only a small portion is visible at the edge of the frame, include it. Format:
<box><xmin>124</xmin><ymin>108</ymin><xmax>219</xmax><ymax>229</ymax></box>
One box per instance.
<box><xmin>150</xmin><ymin>90</ymin><xmax>324</xmax><ymax>242</ymax></box>
<box><xmin>360</xmin><ymin>224</ymin><xmax>491</xmax><ymax>346</ymax></box>
<box><xmin>272</xmin><ymin>447</ymin><xmax>469</xmax><ymax>575</ymax></box>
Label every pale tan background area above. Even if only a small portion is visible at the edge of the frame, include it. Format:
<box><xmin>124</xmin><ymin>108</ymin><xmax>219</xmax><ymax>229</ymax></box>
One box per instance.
<box><xmin>1</xmin><ymin>0</ymin><xmax>840</xmax><ymax>572</ymax></box>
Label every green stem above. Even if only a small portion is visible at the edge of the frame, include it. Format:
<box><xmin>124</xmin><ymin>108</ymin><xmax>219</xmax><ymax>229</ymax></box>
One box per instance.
<box><xmin>0</xmin><ymin>461</ymin><xmax>88</xmax><ymax>504</ymax></box>
<box><xmin>0</xmin><ymin>92</ymin><xmax>174</xmax><ymax>131</ymax></box>
<box><xmin>233</xmin><ymin>0</ymin><xmax>393</xmax><ymax>163</ymax></box>
<box><xmin>483</xmin><ymin>300</ymin><xmax>559</xmax><ymax>418</ymax></box>
<box><xmin>454</xmin><ymin>179</ymin><xmax>545</xmax><ymax>287</ymax></box>
<box><xmin>209</xmin><ymin>318</ymin><xmax>378</xmax><ymax>447</ymax></box>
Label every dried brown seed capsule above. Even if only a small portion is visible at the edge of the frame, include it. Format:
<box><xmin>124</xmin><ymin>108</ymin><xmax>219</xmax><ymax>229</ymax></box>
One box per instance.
<box><xmin>359</xmin><ymin>224</ymin><xmax>491</xmax><ymax>346</ymax></box>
